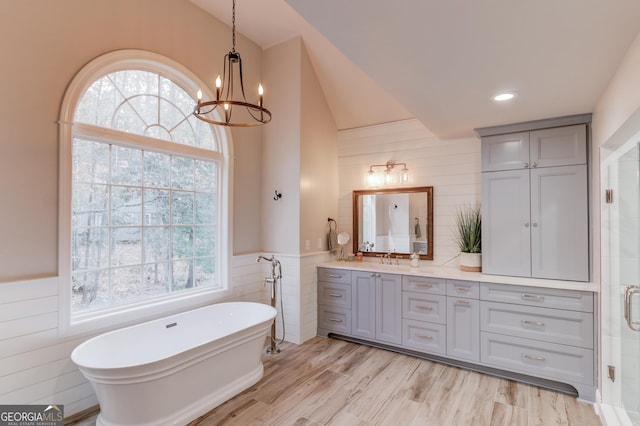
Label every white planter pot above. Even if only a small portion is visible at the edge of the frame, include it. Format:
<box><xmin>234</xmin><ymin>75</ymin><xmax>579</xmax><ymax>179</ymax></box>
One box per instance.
<box><xmin>459</xmin><ymin>252</ymin><xmax>482</xmax><ymax>272</ymax></box>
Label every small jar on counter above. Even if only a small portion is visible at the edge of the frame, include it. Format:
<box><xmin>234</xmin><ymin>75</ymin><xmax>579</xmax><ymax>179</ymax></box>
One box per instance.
<box><xmin>356</xmin><ymin>252</ymin><xmax>363</xmax><ymax>262</ymax></box>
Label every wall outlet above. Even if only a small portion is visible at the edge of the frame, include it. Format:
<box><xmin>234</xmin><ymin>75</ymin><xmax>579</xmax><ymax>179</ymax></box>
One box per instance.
<box><xmin>305</xmin><ymin>240</ymin><xmax>310</xmax><ymax>250</ymax></box>
<box><xmin>317</xmin><ymin>238</ymin><xmax>323</xmax><ymax>249</ymax></box>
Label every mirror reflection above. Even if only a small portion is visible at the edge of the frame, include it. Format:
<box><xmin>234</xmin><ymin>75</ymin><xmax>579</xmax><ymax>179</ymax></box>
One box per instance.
<box><xmin>353</xmin><ymin>186</ymin><xmax>433</xmax><ymax>260</ymax></box>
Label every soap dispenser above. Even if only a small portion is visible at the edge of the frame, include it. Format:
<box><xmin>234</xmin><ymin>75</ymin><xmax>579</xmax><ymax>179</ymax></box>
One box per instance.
<box><xmin>410</xmin><ymin>252</ymin><xmax>420</xmax><ymax>268</ymax></box>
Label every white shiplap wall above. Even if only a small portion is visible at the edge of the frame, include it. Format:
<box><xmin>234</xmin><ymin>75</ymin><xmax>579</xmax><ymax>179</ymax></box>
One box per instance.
<box><xmin>338</xmin><ymin>119</ymin><xmax>481</xmax><ymax>265</ymax></box>
<box><xmin>258</xmin><ymin>251</ymin><xmax>330</xmax><ymax>345</ymax></box>
<box><xmin>0</xmin><ymin>254</ymin><xmax>268</xmax><ymax>417</ymax></box>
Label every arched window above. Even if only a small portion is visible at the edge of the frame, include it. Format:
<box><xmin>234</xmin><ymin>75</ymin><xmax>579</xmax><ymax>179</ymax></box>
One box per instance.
<box><xmin>59</xmin><ymin>50</ymin><xmax>231</xmax><ymax>332</ymax></box>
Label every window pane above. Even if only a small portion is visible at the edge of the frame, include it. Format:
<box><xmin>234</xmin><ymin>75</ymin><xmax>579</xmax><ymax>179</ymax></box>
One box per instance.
<box><xmin>111</xmin><ymin>266</ymin><xmax>142</xmax><ymax>305</ymax></box>
<box><xmin>112</xmin><ymin>186</ymin><xmax>142</xmax><ymax>226</ymax></box>
<box><xmin>128</xmin><ymin>94</ymin><xmax>158</xmax><ymax>128</ymax></box>
<box><xmin>72</xmin><ymin>269</ymin><xmax>109</xmax><ymax>312</ymax></box>
<box><xmin>143</xmin><ymin>262</ymin><xmax>170</xmax><ymax>296</ymax></box>
<box><xmin>172</xmin><ymin>259</ymin><xmax>194</xmax><ymax>290</ymax></box>
<box><xmin>195</xmin><ymin>257</ymin><xmax>216</xmax><ymax>287</ymax></box>
<box><xmin>111</xmin><ymin>70</ymin><xmax>158</xmax><ymax>98</ymax></box>
<box><xmin>172</xmin><ymin>226</ymin><xmax>193</xmax><ymax>259</ymax></box>
<box><xmin>72</xmin><ymin>183</ymin><xmax>108</xmax><ymax>228</ymax></box>
<box><xmin>195</xmin><ymin>193</ymin><xmax>215</xmax><ymax>225</ymax></box>
<box><xmin>171</xmin><ymin>156</ymin><xmax>194</xmax><ymax>190</ymax></box>
<box><xmin>75</xmin><ymin>78</ymin><xmax>123</xmax><ymax>127</ymax></box>
<box><xmin>112</xmin><ymin>102</ymin><xmax>148</xmax><ymax>134</ymax></box>
<box><xmin>111</xmin><ymin>227</ymin><xmax>142</xmax><ymax>266</ymax></box>
<box><xmin>72</xmin><ymin>227</ymin><xmax>109</xmax><ymax>271</ymax></box>
<box><xmin>195</xmin><ymin>160</ymin><xmax>216</xmax><ymax>192</ymax></box>
<box><xmin>144</xmin><ymin>226</ymin><xmax>170</xmax><ymax>263</ymax></box>
<box><xmin>73</xmin><ymin>139</ymin><xmax>110</xmax><ymax>184</ymax></box>
<box><xmin>172</xmin><ymin>191</ymin><xmax>194</xmax><ymax>225</ymax></box>
<box><xmin>144</xmin><ymin>151</ymin><xmax>170</xmax><ymax>188</ymax></box>
<box><xmin>195</xmin><ymin>225</ymin><xmax>215</xmax><ymax>257</ymax></box>
<box><xmin>112</xmin><ymin>145</ymin><xmax>142</xmax><ymax>186</ymax></box>
<box><xmin>144</xmin><ymin>189</ymin><xmax>170</xmax><ymax>225</ymax></box>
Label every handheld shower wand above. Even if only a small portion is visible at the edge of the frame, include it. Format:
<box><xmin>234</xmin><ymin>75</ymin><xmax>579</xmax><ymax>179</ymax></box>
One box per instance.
<box><xmin>256</xmin><ymin>255</ymin><xmax>284</xmax><ymax>354</ymax></box>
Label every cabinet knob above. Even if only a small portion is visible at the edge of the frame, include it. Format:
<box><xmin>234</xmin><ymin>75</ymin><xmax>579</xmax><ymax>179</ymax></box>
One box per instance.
<box><xmin>532</xmin><ymin>162</ymin><xmax>538</xmax><ymax>168</ymax></box>
<box><xmin>531</xmin><ymin>221</ymin><xmax>538</xmax><ymax>227</ymax></box>
<box><xmin>524</xmin><ymin>221</ymin><xmax>530</xmax><ymax>228</ymax></box>
<box><xmin>524</xmin><ymin>162</ymin><xmax>529</xmax><ymax>168</ymax></box>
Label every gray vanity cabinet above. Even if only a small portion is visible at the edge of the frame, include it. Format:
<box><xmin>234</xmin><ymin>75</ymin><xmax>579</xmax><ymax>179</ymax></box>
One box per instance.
<box><xmin>317</xmin><ymin>268</ymin><xmax>352</xmax><ymax>337</ymax></box>
<box><xmin>317</xmin><ymin>267</ymin><xmax>597</xmax><ymax>400</ymax></box>
<box><xmin>401</xmin><ymin>276</ymin><xmax>447</xmax><ymax>354</ymax></box>
<box><xmin>480</xmin><ymin>123</ymin><xmax>589</xmax><ymax>281</ymax></box>
<box><xmin>446</xmin><ymin>280</ymin><xmax>480</xmax><ymax>361</ymax></box>
<box><xmin>352</xmin><ymin>271</ymin><xmax>402</xmax><ymax>345</ymax></box>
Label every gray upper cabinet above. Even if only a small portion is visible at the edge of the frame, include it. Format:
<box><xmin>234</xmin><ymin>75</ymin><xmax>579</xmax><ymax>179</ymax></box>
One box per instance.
<box><xmin>480</xmin><ymin>122</ymin><xmax>589</xmax><ymax>281</ymax></box>
<box><xmin>481</xmin><ymin>132</ymin><xmax>530</xmax><ymax>172</ymax></box>
<box><xmin>529</xmin><ymin>125</ymin><xmax>587</xmax><ymax>168</ymax></box>
<box><xmin>481</xmin><ymin>124</ymin><xmax>587</xmax><ymax>172</ymax></box>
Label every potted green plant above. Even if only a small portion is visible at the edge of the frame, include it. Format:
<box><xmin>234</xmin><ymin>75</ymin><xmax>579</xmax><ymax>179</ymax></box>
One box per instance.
<box><xmin>455</xmin><ymin>205</ymin><xmax>482</xmax><ymax>272</ymax></box>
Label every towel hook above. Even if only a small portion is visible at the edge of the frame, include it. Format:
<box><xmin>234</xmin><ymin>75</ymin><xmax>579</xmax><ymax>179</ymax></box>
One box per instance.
<box><xmin>273</xmin><ymin>190</ymin><xmax>282</xmax><ymax>201</ymax></box>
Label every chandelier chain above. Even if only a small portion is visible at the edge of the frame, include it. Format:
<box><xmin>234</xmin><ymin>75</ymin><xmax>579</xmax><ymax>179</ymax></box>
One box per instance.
<box><xmin>232</xmin><ymin>0</ymin><xmax>236</xmax><ymax>53</ymax></box>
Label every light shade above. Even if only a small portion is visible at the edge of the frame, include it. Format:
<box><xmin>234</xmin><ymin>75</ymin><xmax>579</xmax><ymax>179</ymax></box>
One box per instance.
<box><xmin>366</xmin><ymin>160</ymin><xmax>409</xmax><ymax>187</ymax></box>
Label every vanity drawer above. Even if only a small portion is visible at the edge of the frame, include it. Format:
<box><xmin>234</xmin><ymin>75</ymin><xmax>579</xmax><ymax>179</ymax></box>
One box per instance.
<box><xmin>447</xmin><ymin>280</ymin><xmax>480</xmax><ymax>299</ymax></box>
<box><xmin>402</xmin><ymin>292</ymin><xmax>446</xmax><ymax>324</ymax></box>
<box><xmin>402</xmin><ymin>276</ymin><xmax>446</xmax><ymax>295</ymax></box>
<box><xmin>402</xmin><ymin>319</ymin><xmax>446</xmax><ymax>354</ymax></box>
<box><xmin>318</xmin><ymin>307</ymin><xmax>352</xmax><ymax>335</ymax></box>
<box><xmin>480</xmin><ymin>283</ymin><xmax>593</xmax><ymax>312</ymax></box>
<box><xmin>481</xmin><ymin>332</ymin><xmax>594</xmax><ymax>385</ymax></box>
<box><xmin>480</xmin><ymin>301</ymin><xmax>593</xmax><ymax>349</ymax></box>
<box><xmin>318</xmin><ymin>282</ymin><xmax>352</xmax><ymax>309</ymax></box>
<box><xmin>318</xmin><ymin>268</ymin><xmax>351</xmax><ymax>285</ymax></box>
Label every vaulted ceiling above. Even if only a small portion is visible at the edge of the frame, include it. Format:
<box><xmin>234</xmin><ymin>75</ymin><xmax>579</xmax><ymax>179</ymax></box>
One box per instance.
<box><xmin>191</xmin><ymin>0</ymin><xmax>640</xmax><ymax>139</ymax></box>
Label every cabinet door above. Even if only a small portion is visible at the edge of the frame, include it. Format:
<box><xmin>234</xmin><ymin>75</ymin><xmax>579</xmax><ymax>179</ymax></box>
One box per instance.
<box><xmin>447</xmin><ymin>297</ymin><xmax>480</xmax><ymax>361</ymax></box>
<box><xmin>530</xmin><ymin>165</ymin><xmax>589</xmax><ymax>281</ymax></box>
<box><xmin>376</xmin><ymin>273</ymin><xmax>402</xmax><ymax>345</ymax></box>
<box><xmin>481</xmin><ymin>169</ymin><xmax>531</xmax><ymax>277</ymax></box>
<box><xmin>352</xmin><ymin>272</ymin><xmax>376</xmax><ymax>339</ymax></box>
<box><xmin>529</xmin><ymin>125</ymin><xmax>587</xmax><ymax>168</ymax></box>
<box><xmin>481</xmin><ymin>132</ymin><xmax>529</xmax><ymax>172</ymax></box>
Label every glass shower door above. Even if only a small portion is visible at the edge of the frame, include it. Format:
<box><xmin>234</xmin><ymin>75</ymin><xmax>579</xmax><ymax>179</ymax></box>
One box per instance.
<box><xmin>605</xmin><ymin>140</ymin><xmax>640</xmax><ymax>425</ymax></box>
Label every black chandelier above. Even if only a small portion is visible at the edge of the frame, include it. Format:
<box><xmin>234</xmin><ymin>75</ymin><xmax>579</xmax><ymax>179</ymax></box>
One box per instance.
<box><xmin>194</xmin><ymin>0</ymin><xmax>272</xmax><ymax>127</ymax></box>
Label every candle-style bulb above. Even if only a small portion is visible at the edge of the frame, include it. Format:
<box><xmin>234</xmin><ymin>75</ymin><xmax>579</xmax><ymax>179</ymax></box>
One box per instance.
<box><xmin>196</xmin><ymin>89</ymin><xmax>202</xmax><ymax>102</ymax></box>
<box><xmin>258</xmin><ymin>84</ymin><xmax>264</xmax><ymax>96</ymax></box>
<box><xmin>215</xmin><ymin>76</ymin><xmax>221</xmax><ymax>100</ymax></box>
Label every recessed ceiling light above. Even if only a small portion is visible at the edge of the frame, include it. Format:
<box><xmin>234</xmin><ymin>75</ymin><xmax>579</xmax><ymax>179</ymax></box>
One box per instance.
<box><xmin>493</xmin><ymin>92</ymin><xmax>516</xmax><ymax>102</ymax></box>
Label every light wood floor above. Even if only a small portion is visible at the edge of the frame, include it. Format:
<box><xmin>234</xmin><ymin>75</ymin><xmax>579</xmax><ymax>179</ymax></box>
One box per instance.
<box><xmin>71</xmin><ymin>336</ymin><xmax>602</xmax><ymax>425</ymax></box>
<box><xmin>187</xmin><ymin>337</ymin><xmax>601</xmax><ymax>426</ymax></box>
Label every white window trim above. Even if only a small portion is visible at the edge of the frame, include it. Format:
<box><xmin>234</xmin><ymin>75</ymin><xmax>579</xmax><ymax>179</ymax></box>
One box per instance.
<box><xmin>58</xmin><ymin>50</ymin><xmax>234</xmax><ymax>336</ymax></box>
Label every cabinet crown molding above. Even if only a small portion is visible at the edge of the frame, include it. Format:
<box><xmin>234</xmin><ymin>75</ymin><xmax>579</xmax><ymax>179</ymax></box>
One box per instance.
<box><xmin>474</xmin><ymin>113</ymin><xmax>592</xmax><ymax>138</ymax></box>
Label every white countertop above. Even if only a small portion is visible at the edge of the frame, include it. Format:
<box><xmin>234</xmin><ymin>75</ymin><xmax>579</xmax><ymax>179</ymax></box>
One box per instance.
<box><xmin>320</xmin><ymin>261</ymin><xmax>599</xmax><ymax>293</ymax></box>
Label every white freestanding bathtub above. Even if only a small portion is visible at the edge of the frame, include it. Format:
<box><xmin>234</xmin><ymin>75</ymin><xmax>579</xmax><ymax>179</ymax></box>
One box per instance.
<box><xmin>71</xmin><ymin>302</ymin><xmax>277</xmax><ymax>426</ymax></box>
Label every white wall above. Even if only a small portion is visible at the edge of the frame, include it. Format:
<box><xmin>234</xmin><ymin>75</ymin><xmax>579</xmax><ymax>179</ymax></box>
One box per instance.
<box><xmin>337</xmin><ymin>119</ymin><xmax>481</xmax><ymax>265</ymax></box>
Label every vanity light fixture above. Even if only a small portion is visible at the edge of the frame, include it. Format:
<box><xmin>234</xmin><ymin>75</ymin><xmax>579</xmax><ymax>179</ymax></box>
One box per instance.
<box><xmin>493</xmin><ymin>92</ymin><xmax>516</xmax><ymax>102</ymax></box>
<box><xmin>366</xmin><ymin>160</ymin><xmax>409</xmax><ymax>187</ymax></box>
<box><xmin>193</xmin><ymin>0</ymin><xmax>272</xmax><ymax>127</ymax></box>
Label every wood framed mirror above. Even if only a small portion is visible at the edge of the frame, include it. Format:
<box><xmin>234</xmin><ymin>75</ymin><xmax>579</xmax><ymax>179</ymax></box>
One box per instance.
<box><xmin>352</xmin><ymin>186</ymin><xmax>433</xmax><ymax>260</ymax></box>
